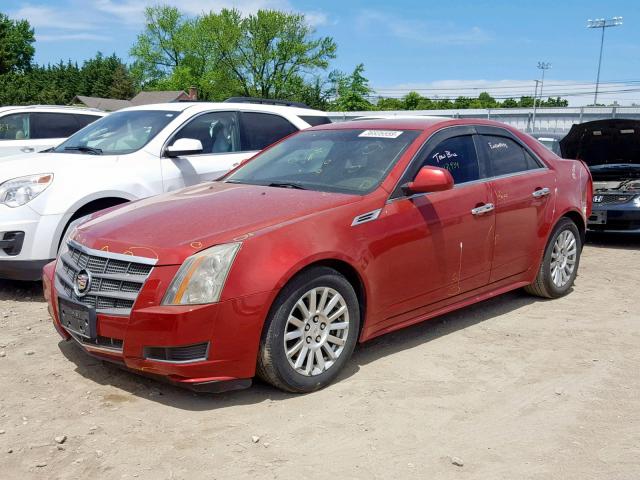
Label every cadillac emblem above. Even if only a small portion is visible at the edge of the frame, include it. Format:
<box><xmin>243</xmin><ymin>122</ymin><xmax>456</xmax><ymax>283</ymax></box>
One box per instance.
<box><xmin>74</xmin><ymin>269</ymin><xmax>92</xmax><ymax>297</ymax></box>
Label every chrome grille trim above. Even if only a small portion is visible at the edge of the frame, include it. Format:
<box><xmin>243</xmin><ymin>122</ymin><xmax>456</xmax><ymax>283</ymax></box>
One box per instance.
<box><xmin>55</xmin><ymin>240</ymin><xmax>157</xmax><ymax>316</ymax></box>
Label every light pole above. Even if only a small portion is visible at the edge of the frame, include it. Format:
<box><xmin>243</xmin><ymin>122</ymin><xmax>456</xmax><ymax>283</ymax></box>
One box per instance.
<box><xmin>532</xmin><ymin>62</ymin><xmax>551</xmax><ymax>132</ymax></box>
<box><xmin>587</xmin><ymin>17</ymin><xmax>623</xmax><ymax>105</ymax></box>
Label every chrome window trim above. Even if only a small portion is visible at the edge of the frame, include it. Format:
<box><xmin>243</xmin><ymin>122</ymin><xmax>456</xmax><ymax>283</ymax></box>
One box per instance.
<box><xmin>387</xmin><ymin>124</ymin><xmax>552</xmax><ymax>204</ymax></box>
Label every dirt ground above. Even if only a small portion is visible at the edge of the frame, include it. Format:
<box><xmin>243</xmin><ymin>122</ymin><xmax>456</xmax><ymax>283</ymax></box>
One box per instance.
<box><xmin>0</xmin><ymin>233</ymin><xmax>638</xmax><ymax>480</ymax></box>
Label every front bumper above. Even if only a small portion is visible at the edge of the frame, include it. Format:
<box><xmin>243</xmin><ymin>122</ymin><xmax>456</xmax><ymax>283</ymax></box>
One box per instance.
<box><xmin>43</xmin><ymin>261</ymin><xmax>275</xmax><ymax>392</ymax></box>
<box><xmin>0</xmin><ymin>204</ymin><xmax>63</xmax><ymax>280</ymax></box>
<box><xmin>588</xmin><ymin>201</ymin><xmax>640</xmax><ymax>232</ymax></box>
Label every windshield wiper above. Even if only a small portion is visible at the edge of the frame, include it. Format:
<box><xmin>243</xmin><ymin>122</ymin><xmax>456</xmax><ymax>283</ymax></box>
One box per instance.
<box><xmin>64</xmin><ymin>146</ymin><xmax>103</xmax><ymax>155</ymax></box>
<box><xmin>267</xmin><ymin>182</ymin><xmax>306</xmax><ymax>190</ymax></box>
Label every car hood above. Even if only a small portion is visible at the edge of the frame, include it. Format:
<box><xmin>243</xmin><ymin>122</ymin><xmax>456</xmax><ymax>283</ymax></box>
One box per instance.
<box><xmin>560</xmin><ymin>119</ymin><xmax>640</xmax><ymax>172</ymax></box>
<box><xmin>73</xmin><ymin>182</ymin><xmax>362</xmax><ymax>265</ymax></box>
<box><xmin>0</xmin><ymin>152</ymin><xmax>114</xmax><ymax>183</ymax></box>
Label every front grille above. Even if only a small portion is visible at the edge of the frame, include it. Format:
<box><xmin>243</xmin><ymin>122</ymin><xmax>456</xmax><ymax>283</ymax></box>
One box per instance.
<box><xmin>55</xmin><ymin>240</ymin><xmax>156</xmax><ymax>315</ymax></box>
<box><xmin>593</xmin><ymin>193</ymin><xmax>635</xmax><ymax>205</ymax></box>
<box><xmin>144</xmin><ymin>342</ymin><xmax>209</xmax><ymax>363</ymax></box>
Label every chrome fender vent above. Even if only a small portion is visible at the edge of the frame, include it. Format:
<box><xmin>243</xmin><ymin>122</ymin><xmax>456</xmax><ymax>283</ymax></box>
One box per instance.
<box><xmin>351</xmin><ymin>209</ymin><xmax>382</xmax><ymax>226</ymax></box>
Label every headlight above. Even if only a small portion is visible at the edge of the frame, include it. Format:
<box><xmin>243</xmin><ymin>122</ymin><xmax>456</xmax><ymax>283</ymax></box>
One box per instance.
<box><xmin>57</xmin><ymin>214</ymin><xmax>93</xmax><ymax>257</ymax></box>
<box><xmin>0</xmin><ymin>173</ymin><xmax>54</xmax><ymax>207</ymax></box>
<box><xmin>162</xmin><ymin>243</ymin><xmax>241</xmax><ymax>305</ymax></box>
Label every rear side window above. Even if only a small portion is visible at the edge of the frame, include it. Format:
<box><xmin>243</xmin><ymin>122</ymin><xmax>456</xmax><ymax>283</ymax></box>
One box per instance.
<box><xmin>0</xmin><ymin>113</ymin><xmax>30</xmax><ymax>140</ymax></box>
<box><xmin>75</xmin><ymin>114</ymin><xmax>102</xmax><ymax>129</ymax></box>
<box><xmin>240</xmin><ymin>112</ymin><xmax>298</xmax><ymax>151</ymax></box>
<box><xmin>31</xmin><ymin>113</ymin><xmax>79</xmax><ymax>139</ymax></box>
<box><xmin>299</xmin><ymin>115</ymin><xmax>332</xmax><ymax>127</ymax></box>
<box><xmin>421</xmin><ymin>135</ymin><xmax>480</xmax><ymax>184</ymax></box>
<box><xmin>481</xmin><ymin>135</ymin><xmax>541</xmax><ymax>177</ymax></box>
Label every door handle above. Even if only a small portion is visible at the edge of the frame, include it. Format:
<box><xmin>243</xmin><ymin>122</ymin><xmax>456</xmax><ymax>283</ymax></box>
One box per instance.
<box><xmin>471</xmin><ymin>203</ymin><xmax>495</xmax><ymax>216</ymax></box>
<box><xmin>532</xmin><ymin>187</ymin><xmax>550</xmax><ymax>198</ymax></box>
<box><xmin>20</xmin><ymin>147</ymin><xmax>35</xmax><ymax>153</ymax></box>
<box><xmin>231</xmin><ymin>162</ymin><xmax>240</xmax><ymax>168</ymax></box>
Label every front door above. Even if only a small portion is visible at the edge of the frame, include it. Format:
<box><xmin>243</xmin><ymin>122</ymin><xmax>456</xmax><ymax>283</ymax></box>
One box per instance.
<box><xmin>161</xmin><ymin>111</ymin><xmax>250</xmax><ymax>191</ymax></box>
<box><xmin>370</xmin><ymin>131</ymin><xmax>496</xmax><ymax>328</ymax></box>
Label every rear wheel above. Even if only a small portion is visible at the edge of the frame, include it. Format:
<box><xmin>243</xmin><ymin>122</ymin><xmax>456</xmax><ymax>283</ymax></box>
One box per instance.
<box><xmin>525</xmin><ymin>217</ymin><xmax>582</xmax><ymax>298</ymax></box>
<box><xmin>257</xmin><ymin>267</ymin><xmax>360</xmax><ymax>393</ymax></box>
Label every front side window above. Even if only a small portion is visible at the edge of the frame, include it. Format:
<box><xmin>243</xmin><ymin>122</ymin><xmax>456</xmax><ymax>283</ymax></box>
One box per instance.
<box><xmin>170</xmin><ymin>111</ymin><xmax>240</xmax><ymax>154</ymax></box>
<box><xmin>482</xmin><ymin>135</ymin><xmax>541</xmax><ymax>177</ymax></box>
<box><xmin>31</xmin><ymin>113</ymin><xmax>79</xmax><ymax>139</ymax></box>
<box><xmin>54</xmin><ymin>110</ymin><xmax>179</xmax><ymax>155</ymax></box>
<box><xmin>0</xmin><ymin>113</ymin><xmax>30</xmax><ymax>140</ymax></box>
<box><xmin>240</xmin><ymin>112</ymin><xmax>298</xmax><ymax>151</ymax></box>
<box><xmin>421</xmin><ymin>135</ymin><xmax>480</xmax><ymax>184</ymax></box>
<box><xmin>226</xmin><ymin>129</ymin><xmax>420</xmax><ymax>194</ymax></box>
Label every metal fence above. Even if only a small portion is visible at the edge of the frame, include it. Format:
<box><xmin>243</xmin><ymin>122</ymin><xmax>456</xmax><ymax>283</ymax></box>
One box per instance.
<box><xmin>327</xmin><ymin>106</ymin><xmax>640</xmax><ymax>132</ymax></box>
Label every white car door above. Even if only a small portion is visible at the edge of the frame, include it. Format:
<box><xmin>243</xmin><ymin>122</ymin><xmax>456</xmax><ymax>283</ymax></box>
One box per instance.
<box><xmin>0</xmin><ymin>112</ymin><xmax>53</xmax><ymax>156</ymax></box>
<box><xmin>161</xmin><ymin>110</ymin><xmax>255</xmax><ymax>191</ymax></box>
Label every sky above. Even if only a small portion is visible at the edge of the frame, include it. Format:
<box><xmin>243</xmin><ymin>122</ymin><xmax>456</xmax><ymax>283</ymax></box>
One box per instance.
<box><xmin>5</xmin><ymin>0</ymin><xmax>640</xmax><ymax>106</ymax></box>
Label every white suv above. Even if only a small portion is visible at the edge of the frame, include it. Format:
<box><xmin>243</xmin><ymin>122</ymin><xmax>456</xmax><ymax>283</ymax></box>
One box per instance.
<box><xmin>0</xmin><ymin>99</ymin><xmax>330</xmax><ymax>280</ymax></box>
<box><xmin>0</xmin><ymin>105</ymin><xmax>105</xmax><ymax>157</ymax></box>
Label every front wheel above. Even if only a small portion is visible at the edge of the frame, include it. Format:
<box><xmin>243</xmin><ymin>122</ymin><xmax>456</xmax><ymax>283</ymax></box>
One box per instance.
<box><xmin>257</xmin><ymin>267</ymin><xmax>360</xmax><ymax>393</ymax></box>
<box><xmin>525</xmin><ymin>217</ymin><xmax>582</xmax><ymax>298</ymax></box>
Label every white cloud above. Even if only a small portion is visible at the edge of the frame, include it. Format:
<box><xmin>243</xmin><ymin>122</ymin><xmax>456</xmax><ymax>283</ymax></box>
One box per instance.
<box><xmin>374</xmin><ymin>79</ymin><xmax>640</xmax><ymax>107</ymax></box>
<box><xmin>357</xmin><ymin>10</ymin><xmax>491</xmax><ymax>45</ymax></box>
<box><xmin>37</xmin><ymin>33</ymin><xmax>111</xmax><ymax>42</ymax></box>
<box><xmin>11</xmin><ymin>5</ymin><xmax>97</xmax><ymax>30</ymax></box>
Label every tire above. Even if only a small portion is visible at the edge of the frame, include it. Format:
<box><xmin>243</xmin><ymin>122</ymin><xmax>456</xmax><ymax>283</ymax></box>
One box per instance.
<box><xmin>257</xmin><ymin>266</ymin><xmax>360</xmax><ymax>393</ymax></box>
<box><xmin>525</xmin><ymin>217</ymin><xmax>582</xmax><ymax>299</ymax></box>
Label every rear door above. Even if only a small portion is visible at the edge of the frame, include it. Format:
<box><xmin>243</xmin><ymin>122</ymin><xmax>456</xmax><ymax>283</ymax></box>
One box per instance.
<box><xmin>239</xmin><ymin>111</ymin><xmax>299</xmax><ymax>152</ymax></box>
<box><xmin>476</xmin><ymin>127</ymin><xmax>556</xmax><ymax>282</ymax></box>
<box><xmin>371</xmin><ymin>127</ymin><xmax>496</xmax><ymax>327</ymax></box>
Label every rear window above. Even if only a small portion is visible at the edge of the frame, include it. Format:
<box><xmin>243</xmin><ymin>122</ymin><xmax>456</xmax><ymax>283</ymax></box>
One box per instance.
<box><xmin>299</xmin><ymin>115</ymin><xmax>332</xmax><ymax>127</ymax></box>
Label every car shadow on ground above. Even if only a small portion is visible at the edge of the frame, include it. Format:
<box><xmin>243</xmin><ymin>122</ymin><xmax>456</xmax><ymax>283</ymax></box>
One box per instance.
<box><xmin>58</xmin><ymin>288</ymin><xmax>542</xmax><ymax>411</ymax></box>
<box><xmin>0</xmin><ymin>280</ymin><xmax>43</xmax><ymax>303</ymax></box>
<box><xmin>586</xmin><ymin>231</ymin><xmax>640</xmax><ymax>250</ymax></box>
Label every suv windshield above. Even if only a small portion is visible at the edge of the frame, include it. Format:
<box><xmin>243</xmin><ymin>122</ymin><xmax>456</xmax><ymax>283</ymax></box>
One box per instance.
<box><xmin>226</xmin><ymin>129</ymin><xmax>420</xmax><ymax>195</ymax></box>
<box><xmin>54</xmin><ymin>110</ymin><xmax>179</xmax><ymax>155</ymax></box>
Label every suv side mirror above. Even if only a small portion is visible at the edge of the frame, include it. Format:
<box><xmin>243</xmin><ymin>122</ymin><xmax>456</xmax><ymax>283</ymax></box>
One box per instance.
<box><xmin>165</xmin><ymin>138</ymin><xmax>203</xmax><ymax>158</ymax></box>
<box><xmin>403</xmin><ymin>166</ymin><xmax>454</xmax><ymax>194</ymax></box>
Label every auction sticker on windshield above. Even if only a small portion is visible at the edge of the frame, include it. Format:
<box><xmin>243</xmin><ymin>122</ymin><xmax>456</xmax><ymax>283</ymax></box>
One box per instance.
<box><xmin>358</xmin><ymin>130</ymin><xmax>404</xmax><ymax>139</ymax></box>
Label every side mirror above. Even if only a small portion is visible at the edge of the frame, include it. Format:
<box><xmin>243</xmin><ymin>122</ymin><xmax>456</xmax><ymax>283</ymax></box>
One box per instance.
<box><xmin>165</xmin><ymin>138</ymin><xmax>203</xmax><ymax>158</ymax></box>
<box><xmin>403</xmin><ymin>166</ymin><xmax>454</xmax><ymax>194</ymax></box>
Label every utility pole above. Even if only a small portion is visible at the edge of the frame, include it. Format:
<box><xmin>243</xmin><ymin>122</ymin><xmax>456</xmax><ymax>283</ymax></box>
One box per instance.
<box><xmin>531</xmin><ymin>80</ymin><xmax>540</xmax><ymax>132</ymax></box>
<box><xmin>532</xmin><ymin>62</ymin><xmax>551</xmax><ymax>132</ymax></box>
<box><xmin>587</xmin><ymin>17</ymin><xmax>623</xmax><ymax>105</ymax></box>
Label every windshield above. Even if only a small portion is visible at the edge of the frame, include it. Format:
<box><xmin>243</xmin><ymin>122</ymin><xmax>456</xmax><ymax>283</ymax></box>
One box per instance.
<box><xmin>54</xmin><ymin>110</ymin><xmax>179</xmax><ymax>155</ymax></box>
<box><xmin>225</xmin><ymin>129</ymin><xmax>420</xmax><ymax>195</ymax></box>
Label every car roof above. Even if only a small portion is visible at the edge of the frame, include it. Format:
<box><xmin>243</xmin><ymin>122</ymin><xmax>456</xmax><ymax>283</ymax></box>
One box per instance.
<box><xmin>120</xmin><ymin>102</ymin><xmax>328</xmax><ymax>117</ymax></box>
<box><xmin>310</xmin><ymin>117</ymin><xmax>520</xmax><ymax>132</ymax></box>
<box><xmin>0</xmin><ymin>105</ymin><xmax>106</xmax><ymax>115</ymax></box>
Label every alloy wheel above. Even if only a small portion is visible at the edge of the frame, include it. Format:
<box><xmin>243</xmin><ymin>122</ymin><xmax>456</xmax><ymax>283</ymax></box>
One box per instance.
<box><xmin>283</xmin><ymin>287</ymin><xmax>350</xmax><ymax>376</ymax></box>
<box><xmin>550</xmin><ymin>229</ymin><xmax>577</xmax><ymax>288</ymax></box>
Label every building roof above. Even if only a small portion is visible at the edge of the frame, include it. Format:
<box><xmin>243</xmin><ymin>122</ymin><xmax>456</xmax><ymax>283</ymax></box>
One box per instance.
<box><xmin>130</xmin><ymin>91</ymin><xmax>189</xmax><ymax>106</ymax></box>
<box><xmin>72</xmin><ymin>95</ymin><xmax>132</xmax><ymax>111</ymax></box>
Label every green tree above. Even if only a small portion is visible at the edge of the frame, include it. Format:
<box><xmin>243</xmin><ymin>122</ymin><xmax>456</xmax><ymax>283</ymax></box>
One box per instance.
<box><xmin>402</xmin><ymin>91</ymin><xmax>422</xmax><ymax>110</ymax></box>
<box><xmin>0</xmin><ymin>13</ymin><xmax>35</xmax><ymax>74</ymax></box>
<box><xmin>330</xmin><ymin>64</ymin><xmax>373</xmax><ymax>111</ymax></box>
<box><xmin>502</xmin><ymin>98</ymin><xmax>518</xmax><ymax>108</ymax></box>
<box><xmin>130</xmin><ymin>6</ymin><xmax>337</xmax><ymax>101</ymax></box>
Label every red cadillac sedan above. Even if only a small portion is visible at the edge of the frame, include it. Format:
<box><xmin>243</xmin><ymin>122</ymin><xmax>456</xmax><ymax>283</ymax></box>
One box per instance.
<box><xmin>43</xmin><ymin>118</ymin><xmax>592</xmax><ymax>393</ymax></box>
